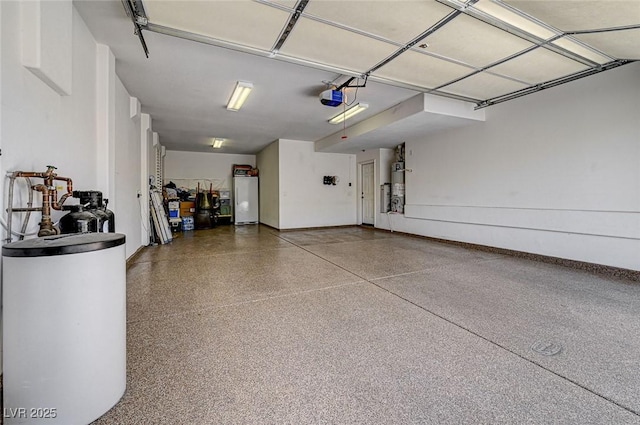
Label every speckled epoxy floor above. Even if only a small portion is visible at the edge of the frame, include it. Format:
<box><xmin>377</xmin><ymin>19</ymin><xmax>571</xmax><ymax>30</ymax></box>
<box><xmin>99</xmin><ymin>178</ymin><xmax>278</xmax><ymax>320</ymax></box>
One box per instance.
<box><xmin>93</xmin><ymin>225</ymin><xmax>640</xmax><ymax>424</ymax></box>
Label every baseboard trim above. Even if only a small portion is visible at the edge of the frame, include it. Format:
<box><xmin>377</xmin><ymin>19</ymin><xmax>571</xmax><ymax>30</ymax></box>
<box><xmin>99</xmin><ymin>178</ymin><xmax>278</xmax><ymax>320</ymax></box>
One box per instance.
<box><xmin>126</xmin><ymin>246</ymin><xmax>146</xmax><ymax>269</ymax></box>
<box><xmin>277</xmin><ymin>224</ymin><xmax>359</xmax><ymax>232</ymax></box>
<box><xmin>377</xmin><ymin>227</ymin><xmax>639</xmax><ymax>282</ymax></box>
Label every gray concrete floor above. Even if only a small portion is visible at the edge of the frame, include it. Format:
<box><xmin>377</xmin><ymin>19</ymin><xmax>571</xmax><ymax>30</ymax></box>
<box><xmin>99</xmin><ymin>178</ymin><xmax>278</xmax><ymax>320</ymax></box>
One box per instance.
<box><xmin>94</xmin><ymin>225</ymin><xmax>640</xmax><ymax>424</ymax></box>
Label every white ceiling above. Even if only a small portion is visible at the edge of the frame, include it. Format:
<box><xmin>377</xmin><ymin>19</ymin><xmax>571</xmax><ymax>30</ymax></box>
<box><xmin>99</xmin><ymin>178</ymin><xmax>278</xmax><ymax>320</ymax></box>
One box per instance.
<box><xmin>75</xmin><ymin>0</ymin><xmax>639</xmax><ymax>155</ymax></box>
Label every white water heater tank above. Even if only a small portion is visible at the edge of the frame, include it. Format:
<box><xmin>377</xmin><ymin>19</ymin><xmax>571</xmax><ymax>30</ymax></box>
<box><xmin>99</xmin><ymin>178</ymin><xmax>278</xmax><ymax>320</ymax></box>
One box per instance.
<box><xmin>2</xmin><ymin>233</ymin><xmax>127</xmax><ymax>424</ymax></box>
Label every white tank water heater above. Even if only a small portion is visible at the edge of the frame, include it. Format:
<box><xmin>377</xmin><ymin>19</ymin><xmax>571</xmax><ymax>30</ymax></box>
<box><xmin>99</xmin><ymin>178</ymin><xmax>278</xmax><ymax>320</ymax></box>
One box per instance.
<box><xmin>2</xmin><ymin>233</ymin><xmax>127</xmax><ymax>424</ymax></box>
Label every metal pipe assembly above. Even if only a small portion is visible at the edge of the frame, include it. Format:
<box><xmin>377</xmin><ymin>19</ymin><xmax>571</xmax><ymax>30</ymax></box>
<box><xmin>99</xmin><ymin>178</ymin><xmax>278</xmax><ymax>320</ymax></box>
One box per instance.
<box><xmin>5</xmin><ymin>165</ymin><xmax>74</xmax><ymax>240</ymax></box>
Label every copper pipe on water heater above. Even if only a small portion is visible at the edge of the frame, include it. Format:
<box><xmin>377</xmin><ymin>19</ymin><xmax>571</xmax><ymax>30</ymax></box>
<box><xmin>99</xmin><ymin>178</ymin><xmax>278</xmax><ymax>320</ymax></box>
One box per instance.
<box><xmin>21</xmin><ymin>166</ymin><xmax>74</xmax><ymax>211</ymax></box>
<box><xmin>40</xmin><ymin>166</ymin><xmax>74</xmax><ymax>210</ymax></box>
<box><xmin>50</xmin><ymin>176</ymin><xmax>74</xmax><ymax>210</ymax></box>
<box><xmin>8</xmin><ymin>166</ymin><xmax>73</xmax><ymax>237</ymax></box>
<box><xmin>31</xmin><ymin>183</ymin><xmax>58</xmax><ymax>236</ymax></box>
<box><xmin>15</xmin><ymin>165</ymin><xmax>57</xmax><ymax>181</ymax></box>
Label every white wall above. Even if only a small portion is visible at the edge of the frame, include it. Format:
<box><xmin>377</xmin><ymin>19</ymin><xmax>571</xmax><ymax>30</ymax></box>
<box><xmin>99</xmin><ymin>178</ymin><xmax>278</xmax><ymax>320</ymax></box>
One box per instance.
<box><xmin>1</xmin><ymin>4</ymin><xmax>98</xmax><ymax>216</ymax></box>
<box><xmin>164</xmin><ymin>150</ymin><xmax>255</xmax><ymax>192</ymax></box>
<box><xmin>1</xmin><ymin>4</ymin><xmax>144</xmax><ymax>254</ymax></box>
<box><xmin>256</xmin><ymin>141</ymin><xmax>279</xmax><ymax>228</ymax></box>
<box><xmin>279</xmin><ymin>139</ymin><xmax>357</xmax><ymax>229</ymax></box>
<box><xmin>114</xmin><ymin>79</ymin><xmax>143</xmax><ymax>258</ymax></box>
<box><xmin>1</xmin><ymin>2</ymin><xmax>147</xmax><ymax>371</ymax></box>
<box><xmin>140</xmin><ymin>113</ymin><xmax>153</xmax><ymax>246</ymax></box>
<box><xmin>375</xmin><ymin>63</ymin><xmax>640</xmax><ymax>271</ymax></box>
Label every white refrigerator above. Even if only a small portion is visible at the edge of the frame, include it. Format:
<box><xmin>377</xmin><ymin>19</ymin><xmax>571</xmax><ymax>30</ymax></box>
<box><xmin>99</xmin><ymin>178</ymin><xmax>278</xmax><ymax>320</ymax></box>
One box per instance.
<box><xmin>233</xmin><ymin>176</ymin><xmax>259</xmax><ymax>224</ymax></box>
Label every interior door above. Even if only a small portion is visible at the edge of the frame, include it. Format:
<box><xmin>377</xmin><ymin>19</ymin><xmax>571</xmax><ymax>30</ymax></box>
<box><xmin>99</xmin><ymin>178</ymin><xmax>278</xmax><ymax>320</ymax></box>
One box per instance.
<box><xmin>361</xmin><ymin>162</ymin><xmax>375</xmax><ymax>225</ymax></box>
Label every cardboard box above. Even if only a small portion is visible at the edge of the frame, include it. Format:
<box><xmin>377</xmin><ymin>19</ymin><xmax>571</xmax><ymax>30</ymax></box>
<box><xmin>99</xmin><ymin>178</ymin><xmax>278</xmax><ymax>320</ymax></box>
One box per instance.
<box><xmin>180</xmin><ymin>201</ymin><xmax>195</xmax><ymax>217</ymax></box>
<box><xmin>182</xmin><ymin>216</ymin><xmax>194</xmax><ymax>231</ymax></box>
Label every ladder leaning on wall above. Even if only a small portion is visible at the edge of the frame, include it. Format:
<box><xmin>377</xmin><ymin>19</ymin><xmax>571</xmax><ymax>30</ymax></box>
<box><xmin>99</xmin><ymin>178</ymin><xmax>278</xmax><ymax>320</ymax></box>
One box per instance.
<box><xmin>149</xmin><ymin>189</ymin><xmax>172</xmax><ymax>244</ymax></box>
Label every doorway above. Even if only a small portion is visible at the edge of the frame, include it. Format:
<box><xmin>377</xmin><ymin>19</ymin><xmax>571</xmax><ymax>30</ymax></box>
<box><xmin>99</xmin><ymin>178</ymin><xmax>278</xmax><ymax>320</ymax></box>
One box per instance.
<box><xmin>361</xmin><ymin>162</ymin><xmax>375</xmax><ymax>225</ymax></box>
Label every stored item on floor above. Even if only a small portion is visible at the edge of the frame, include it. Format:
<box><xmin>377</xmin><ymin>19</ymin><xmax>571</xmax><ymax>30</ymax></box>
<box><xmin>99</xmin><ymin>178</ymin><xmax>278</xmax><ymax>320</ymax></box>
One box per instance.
<box><xmin>168</xmin><ymin>200</ymin><xmax>180</xmax><ymax>218</ymax></box>
<box><xmin>180</xmin><ymin>201</ymin><xmax>195</xmax><ymax>217</ymax></box>
<box><xmin>196</xmin><ymin>190</ymin><xmax>213</xmax><ymax>210</ymax></box>
<box><xmin>219</xmin><ymin>199</ymin><xmax>232</xmax><ymax>217</ymax></box>
<box><xmin>218</xmin><ymin>190</ymin><xmax>232</xmax><ymax>219</ymax></box>
<box><xmin>2</xmin><ymin>233</ymin><xmax>127</xmax><ymax>425</ymax></box>
<box><xmin>169</xmin><ymin>217</ymin><xmax>182</xmax><ymax>232</ymax></box>
<box><xmin>194</xmin><ymin>183</ymin><xmax>219</xmax><ymax>229</ymax></box>
<box><xmin>5</xmin><ymin>165</ymin><xmax>74</xmax><ymax>240</ymax></box>
<box><xmin>233</xmin><ymin>175</ymin><xmax>259</xmax><ymax>225</ymax></box>
<box><xmin>195</xmin><ymin>192</ymin><xmax>219</xmax><ymax>229</ymax></box>
<box><xmin>150</xmin><ymin>190</ymin><xmax>172</xmax><ymax>244</ymax></box>
<box><xmin>182</xmin><ymin>216</ymin><xmax>195</xmax><ymax>231</ymax></box>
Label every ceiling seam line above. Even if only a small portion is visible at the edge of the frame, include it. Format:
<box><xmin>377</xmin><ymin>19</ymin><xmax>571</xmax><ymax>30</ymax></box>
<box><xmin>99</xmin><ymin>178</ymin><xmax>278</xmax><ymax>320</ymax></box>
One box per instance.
<box><xmin>144</xmin><ymin>22</ymin><xmax>273</xmax><ymax>56</ymax></box>
<box><xmin>365</xmin><ymin>75</ymin><xmax>481</xmax><ymax>103</ymax></box>
<box><xmin>269</xmin><ymin>0</ymin><xmax>309</xmax><ymax>55</ymax></box>
<box><xmin>566</xmin><ymin>24</ymin><xmax>640</xmax><ymax>35</ymax></box>
<box><xmin>438</xmin><ymin>0</ymin><xmax>607</xmax><ymax>67</ymax></box>
<box><xmin>364</xmin><ymin>8</ymin><xmax>466</xmax><ymax>77</ymax></box>
<box><xmin>296</xmin><ymin>12</ymin><xmax>405</xmax><ymax>48</ymax></box>
<box><xmin>251</xmin><ymin>0</ymin><xmax>295</xmax><ymax>13</ymax></box>
<box><xmin>486</xmin><ymin>0</ymin><xmax>608</xmax><ymax>65</ymax></box>
<box><xmin>481</xmin><ymin>71</ymin><xmax>533</xmax><ymax>86</ymax></box>
<box><xmin>431</xmin><ymin>22</ymin><xmax>619</xmax><ymax>95</ymax></box>
<box><xmin>475</xmin><ymin>60</ymin><xmax>632</xmax><ymax>109</ymax></box>
<box><xmin>256</xmin><ymin>0</ymin><xmax>409</xmax><ymax>49</ymax></box>
<box><xmin>430</xmin><ymin>40</ymin><xmax>552</xmax><ymax>93</ymax></box>
<box><xmin>468</xmin><ymin>16</ymin><xmax>602</xmax><ymax>67</ymax></box>
<box><xmin>296</xmin><ymin>9</ymin><xmax>494</xmax><ymax>73</ymax></box>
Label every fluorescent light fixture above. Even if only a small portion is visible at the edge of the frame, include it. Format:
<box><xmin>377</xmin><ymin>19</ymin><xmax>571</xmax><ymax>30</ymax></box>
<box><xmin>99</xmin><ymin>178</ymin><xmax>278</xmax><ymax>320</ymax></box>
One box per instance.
<box><xmin>212</xmin><ymin>138</ymin><xmax>224</xmax><ymax>148</ymax></box>
<box><xmin>329</xmin><ymin>103</ymin><xmax>369</xmax><ymax>124</ymax></box>
<box><xmin>227</xmin><ymin>81</ymin><xmax>253</xmax><ymax>111</ymax></box>
<box><xmin>472</xmin><ymin>0</ymin><xmax>611</xmax><ymax>64</ymax></box>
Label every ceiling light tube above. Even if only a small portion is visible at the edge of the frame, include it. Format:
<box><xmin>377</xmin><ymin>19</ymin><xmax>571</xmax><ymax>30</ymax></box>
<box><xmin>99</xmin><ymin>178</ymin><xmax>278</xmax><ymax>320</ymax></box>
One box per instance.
<box><xmin>329</xmin><ymin>103</ymin><xmax>369</xmax><ymax>124</ymax></box>
<box><xmin>227</xmin><ymin>81</ymin><xmax>253</xmax><ymax>111</ymax></box>
<box><xmin>212</xmin><ymin>138</ymin><xmax>224</xmax><ymax>148</ymax></box>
